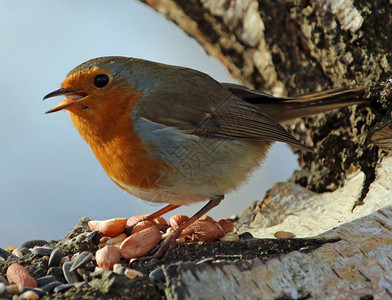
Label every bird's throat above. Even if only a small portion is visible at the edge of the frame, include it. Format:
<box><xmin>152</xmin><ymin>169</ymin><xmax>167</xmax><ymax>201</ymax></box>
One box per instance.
<box><xmin>68</xmin><ymin>107</ymin><xmax>167</xmax><ymax>192</ymax></box>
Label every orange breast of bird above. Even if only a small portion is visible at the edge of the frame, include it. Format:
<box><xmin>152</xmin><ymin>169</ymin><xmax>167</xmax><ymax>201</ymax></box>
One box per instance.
<box><xmin>63</xmin><ymin>82</ymin><xmax>168</xmax><ymax>194</ymax></box>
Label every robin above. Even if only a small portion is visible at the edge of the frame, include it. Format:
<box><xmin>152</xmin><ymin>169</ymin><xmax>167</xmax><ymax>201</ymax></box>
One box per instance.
<box><xmin>44</xmin><ymin>56</ymin><xmax>368</xmax><ymax>256</ymax></box>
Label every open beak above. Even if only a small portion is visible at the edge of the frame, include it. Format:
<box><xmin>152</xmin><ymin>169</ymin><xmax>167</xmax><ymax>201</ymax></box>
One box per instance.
<box><xmin>43</xmin><ymin>88</ymin><xmax>88</xmax><ymax>114</ymax></box>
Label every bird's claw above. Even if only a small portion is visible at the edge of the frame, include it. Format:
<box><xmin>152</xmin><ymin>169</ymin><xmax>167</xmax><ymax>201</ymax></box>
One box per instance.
<box><xmin>132</xmin><ymin>228</ymin><xmax>181</xmax><ymax>264</ymax></box>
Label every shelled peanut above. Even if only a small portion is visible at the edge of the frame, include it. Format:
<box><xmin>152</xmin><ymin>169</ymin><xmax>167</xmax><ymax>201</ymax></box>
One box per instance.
<box><xmin>88</xmin><ymin>214</ymin><xmax>237</xmax><ymax>268</ymax></box>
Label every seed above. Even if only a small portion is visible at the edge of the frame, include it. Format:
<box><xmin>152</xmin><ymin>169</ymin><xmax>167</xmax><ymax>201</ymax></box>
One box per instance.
<box><xmin>106</xmin><ymin>233</ymin><xmax>127</xmax><ymax>245</ymax></box>
<box><xmin>150</xmin><ymin>216</ymin><xmax>168</xmax><ymax>228</ymax></box>
<box><xmin>18</xmin><ymin>290</ymin><xmax>39</xmax><ymax>300</ymax></box>
<box><xmin>54</xmin><ymin>283</ymin><xmax>74</xmax><ymax>293</ymax></box>
<box><xmin>126</xmin><ymin>215</ymin><xmax>148</xmax><ymax>227</ymax></box>
<box><xmin>19</xmin><ymin>287</ymin><xmax>46</xmax><ymax>297</ymax></box>
<box><xmin>120</xmin><ymin>226</ymin><xmax>161</xmax><ymax>259</ymax></box>
<box><xmin>124</xmin><ymin>268</ymin><xmax>144</xmax><ymax>279</ymax></box>
<box><xmin>274</xmin><ymin>231</ymin><xmax>296</xmax><ymax>239</ymax></box>
<box><xmin>96</xmin><ymin>245</ymin><xmax>121</xmax><ymax>270</ymax></box>
<box><xmin>181</xmin><ymin>219</ymin><xmax>224</xmax><ymax>242</ymax></box>
<box><xmin>32</xmin><ymin>247</ymin><xmax>53</xmax><ymax>256</ymax></box>
<box><xmin>220</xmin><ymin>232</ymin><xmax>239</xmax><ymax>242</ymax></box>
<box><xmin>75</xmin><ymin>281</ymin><xmax>89</xmax><ymax>288</ymax></box>
<box><xmin>113</xmin><ymin>263</ymin><xmax>127</xmax><ymax>275</ymax></box>
<box><xmin>0</xmin><ymin>248</ymin><xmax>11</xmax><ymax>260</ymax></box>
<box><xmin>6</xmin><ymin>284</ymin><xmax>19</xmax><ymax>294</ymax></box>
<box><xmin>126</xmin><ymin>214</ymin><xmax>168</xmax><ymax>228</ymax></box>
<box><xmin>176</xmin><ymin>237</ymin><xmax>186</xmax><ymax>243</ymax></box>
<box><xmin>42</xmin><ymin>281</ymin><xmax>62</xmax><ymax>292</ymax></box>
<box><xmin>86</xmin><ymin>231</ymin><xmax>101</xmax><ymax>245</ymax></box>
<box><xmin>88</xmin><ymin>218</ymin><xmax>127</xmax><ymax>238</ymax></box>
<box><xmin>238</xmin><ymin>232</ymin><xmax>254</xmax><ymax>240</ymax></box>
<box><xmin>19</xmin><ymin>240</ymin><xmax>47</xmax><ymax>249</ymax></box>
<box><xmin>149</xmin><ymin>268</ymin><xmax>165</xmax><ymax>282</ymax></box>
<box><xmin>70</xmin><ymin>251</ymin><xmax>93</xmax><ymax>272</ymax></box>
<box><xmin>36</xmin><ymin>275</ymin><xmax>56</xmax><ymax>287</ymax></box>
<box><xmin>62</xmin><ymin>261</ymin><xmax>82</xmax><ymax>284</ymax></box>
<box><xmin>48</xmin><ymin>248</ymin><xmax>65</xmax><ymax>268</ymax></box>
<box><xmin>99</xmin><ymin>237</ymin><xmax>110</xmax><ymax>244</ymax></box>
<box><xmin>6</xmin><ymin>263</ymin><xmax>37</xmax><ymax>289</ymax></box>
<box><xmin>131</xmin><ymin>221</ymin><xmax>155</xmax><ymax>235</ymax></box>
<box><xmin>169</xmin><ymin>214</ymin><xmax>190</xmax><ymax>228</ymax></box>
<box><xmin>217</xmin><ymin>219</ymin><xmax>234</xmax><ymax>234</ymax></box>
<box><xmin>198</xmin><ymin>215</ymin><xmax>214</xmax><ymax>222</ymax></box>
<box><xmin>12</xmin><ymin>248</ymin><xmax>23</xmax><ymax>258</ymax></box>
<box><xmin>20</xmin><ymin>247</ymin><xmax>31</xmax><ymax>255</ymax></box>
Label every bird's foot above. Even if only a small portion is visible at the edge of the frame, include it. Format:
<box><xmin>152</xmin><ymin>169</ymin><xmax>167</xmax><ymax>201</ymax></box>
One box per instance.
<box><xmin>132</xmin><ymin>227</ymin><xmax>181</xmax><ymax>263</ymax></box>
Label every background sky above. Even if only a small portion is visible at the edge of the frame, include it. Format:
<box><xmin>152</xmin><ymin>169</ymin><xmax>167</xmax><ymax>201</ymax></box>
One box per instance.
<box><xmin>0</xmin><ymin>0</ymin><xmax>298</xmax><ymax>248</ymax></box>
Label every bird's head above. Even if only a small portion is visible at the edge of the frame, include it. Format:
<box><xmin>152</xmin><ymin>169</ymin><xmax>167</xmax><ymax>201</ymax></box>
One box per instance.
<box><xmin>44</xmin><ymin>56</ymin><xmax>143</xmax><ymax>124</ymax></box>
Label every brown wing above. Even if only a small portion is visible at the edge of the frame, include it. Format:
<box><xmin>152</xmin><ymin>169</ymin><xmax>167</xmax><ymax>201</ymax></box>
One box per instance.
<box><xmin>131</xmin><ymin>63</ymin><xmax>308</xmax><ymax>150</ymax></box>
<box><xmin>133</xmin><ymin>91</ymin><xmax>310</xmax><ymax>151</ymax></box>
<box><xmin>190</xmin><ymin>96</ymin><xmax>310</xmax><ymax>151</ymax></box>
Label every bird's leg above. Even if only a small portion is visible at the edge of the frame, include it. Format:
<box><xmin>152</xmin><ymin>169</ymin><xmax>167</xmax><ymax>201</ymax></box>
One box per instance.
<box><xmin>140</xmin><ymin>195</ymin><xmax>224</xmax><ymax>260</ymax></box>
<box><xmin>144</xmin><ymin>204</ymin><xmax>181</xmax><ymax>221</ymax></box>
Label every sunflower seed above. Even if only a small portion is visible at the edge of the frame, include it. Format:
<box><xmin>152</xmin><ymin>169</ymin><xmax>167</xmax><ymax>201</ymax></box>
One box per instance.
<box><xmin>86</xmin><ymin>231</ymin><xmax>101</xmax><ymax>245</ymax></box>
<box><xmin>42</xmin><ymin>281</ymin><xmax>62</xmax><ymax>293</ymax></box>
<box><xmin>75</xmin><ymin>281</ymin><xmax>89</xmax><ymax>288</ymax></box>
<box><xmin>32</xmin><ymin>247</ymin><xmax>53</xmax><ymax>256</ymax></box>
<box><xmin>20</xmin><ymin>240</ymin><xmax>47</xmax><ymax>249</ymax></box>
<box><xmin>20</xmin><ymin>247</ymin><xmax>31</xmax><ymax>255</ymax></box>
<box><xmin>36</xmin><ymin>275</ymin><xmax>56</xmax><ymax>287</ymax></box>
<box><xmin>48</xmin><ymin>248</ymin><xmax>65</xmax><ymax>268</ymax></box>
<box><xmin>54</xmin><ymin>283</ymin><xmax>74</xmax><ymax>293</ymax></box>
<box><xmin>47</xmin><ymin>266</ymin><xmax>65</xmax><ymax>282</ymax></box>
<box><xmin>70</xmin><ymin>251</ymin><xmax>93</xmax><ymax>272</ymax></box>
<box><xmin>238</xmin><ymin>232</ymin><xmax>254</xmax><ymax>240</ymax></box>
<box><xmin>0</xmin><ymin>248</ymin><xmax>11</xmax><ymax>260</ymax></box>
<box><xmin>62</xmin><ymin>262</ymin><xmax>82</xmax><ymax>284</ymax></box>
<box><xmin>149</xmin><ymin>267</ymin><xmax>165</xmax><ymax>282</ymax></box>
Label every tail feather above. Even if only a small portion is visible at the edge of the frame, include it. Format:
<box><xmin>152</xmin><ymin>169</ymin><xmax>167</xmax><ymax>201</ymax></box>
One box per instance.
<box><xmin>222</xmin><ymin>83</ymin><xmax>369</xmax><ymax>123</ymax></box>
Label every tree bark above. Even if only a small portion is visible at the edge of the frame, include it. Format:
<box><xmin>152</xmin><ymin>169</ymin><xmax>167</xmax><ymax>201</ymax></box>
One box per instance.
<box><xmin>141</xmin><ymin>0</ymin><xmax>390</xmax><ymax>91</ymax></box>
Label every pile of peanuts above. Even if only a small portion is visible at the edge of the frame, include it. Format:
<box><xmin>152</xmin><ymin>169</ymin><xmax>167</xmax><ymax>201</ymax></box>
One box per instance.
<box><xmin>90</xmin><ymin>214</ymin><xmax>237</xmax><ymax>270</ymax></box>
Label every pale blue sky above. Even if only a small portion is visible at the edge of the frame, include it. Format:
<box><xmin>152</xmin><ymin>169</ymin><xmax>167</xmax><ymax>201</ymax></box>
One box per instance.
<box><xmin>0</xmin><ymin>0</ymin><xmax>298</xmax><ymax>247</ymax></box>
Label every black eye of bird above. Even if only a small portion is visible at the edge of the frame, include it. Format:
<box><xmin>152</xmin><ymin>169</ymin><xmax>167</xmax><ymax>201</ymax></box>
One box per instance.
<box><xmin>94</xmin><ymin>74</ymin><xmax>110</xmax><ymax>88</ymax></box>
